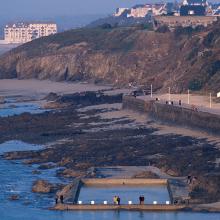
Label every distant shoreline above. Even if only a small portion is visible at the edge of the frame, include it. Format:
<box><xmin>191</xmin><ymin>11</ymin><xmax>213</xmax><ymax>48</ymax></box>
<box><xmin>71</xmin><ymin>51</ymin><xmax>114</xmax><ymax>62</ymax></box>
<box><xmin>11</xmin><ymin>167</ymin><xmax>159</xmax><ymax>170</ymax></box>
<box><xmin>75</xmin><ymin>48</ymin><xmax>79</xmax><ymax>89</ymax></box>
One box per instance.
<box><xmin>0</xmin><ymin>43</ymin><xmax>20</xmax><ymax>55</ymax></box>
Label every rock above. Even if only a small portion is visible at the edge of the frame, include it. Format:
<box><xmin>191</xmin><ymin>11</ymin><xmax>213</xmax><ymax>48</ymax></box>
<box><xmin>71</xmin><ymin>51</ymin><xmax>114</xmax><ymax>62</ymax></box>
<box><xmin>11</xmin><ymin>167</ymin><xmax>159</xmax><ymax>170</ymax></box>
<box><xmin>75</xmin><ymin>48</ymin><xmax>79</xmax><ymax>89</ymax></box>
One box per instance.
<box><xmin>43</xmin><ymin>101</ymin><xmax>67</xmax><ymax>109</ymax></box>
<box><xmin>32</xmin><ymin>180</ymin><xmax>54</xmax><ymax>193</ymax></box>
<box><xmin>9</xmin><ymin>194</ymin><xmax>20</xmax><ymax>201</ymax></box>
<box><xmin>132</xmin><ymin>171</ymin><xmax>159</xmax><ymax>179</ymax></box>
<box><xmin>167</xmin><ymin>169</ymin><xmax>178</xmax><ymax>177</ymax></box>
<box><xmin>44</xmin><ymin>92</ymin><xmax>59</xmax><ymax>101</ymax></box>
<box><xmin>57</xmin><ymin>168</ymin><xmax>84</xmax><ymax>178</ymax></box>
<box><xmin>38</xmin><ymin>163</ymin><xmax>56</xmax><ymax>170</ymax></box>
<box><xmin>32</xmin><ymin>170</ymin><xmax>41</xmax><ymax>175</ymax></box>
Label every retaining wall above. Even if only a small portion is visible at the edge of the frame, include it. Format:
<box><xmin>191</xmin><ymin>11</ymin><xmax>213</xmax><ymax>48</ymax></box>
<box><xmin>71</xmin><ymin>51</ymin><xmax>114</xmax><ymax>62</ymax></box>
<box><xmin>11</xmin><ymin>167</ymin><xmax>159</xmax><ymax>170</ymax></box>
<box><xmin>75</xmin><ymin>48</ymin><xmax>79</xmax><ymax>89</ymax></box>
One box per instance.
<box><xmin>122</xmin><ymin>96</ymin><xmax>220</xmax><ymax>135</ymax></box>
<box><xmin>81</xmin><ymin>178</ymin><xmax>167</xmax><ymax>186</ymax></box>
<box><xmin>53</xmin><ymin>204</ymin><xmax>185</xmax><ymax>211</ymax></box>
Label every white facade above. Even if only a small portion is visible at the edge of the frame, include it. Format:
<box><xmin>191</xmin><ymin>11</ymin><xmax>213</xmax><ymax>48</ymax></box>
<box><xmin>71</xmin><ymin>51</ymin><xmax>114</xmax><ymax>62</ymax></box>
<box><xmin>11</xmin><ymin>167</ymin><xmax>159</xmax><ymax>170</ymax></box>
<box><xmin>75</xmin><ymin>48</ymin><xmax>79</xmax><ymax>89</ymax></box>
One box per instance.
<box><xmin>114</xmin><ymin>8</ymin><xmax>129</xmax><ymax>17</ymax></box>
<box><xmin>127</xmin><ymin>7</ymin><xmax>149</xmax><ymax>18</ymax></box>
<box><xmin>4</xmin><ymin>22</ymin><xmax>57</xmax><ymax>44</ymax></box>
<box><xmin>113</xmin><ymin>4</ymin><xmax>167</xmax><ymax>18</ymax></box>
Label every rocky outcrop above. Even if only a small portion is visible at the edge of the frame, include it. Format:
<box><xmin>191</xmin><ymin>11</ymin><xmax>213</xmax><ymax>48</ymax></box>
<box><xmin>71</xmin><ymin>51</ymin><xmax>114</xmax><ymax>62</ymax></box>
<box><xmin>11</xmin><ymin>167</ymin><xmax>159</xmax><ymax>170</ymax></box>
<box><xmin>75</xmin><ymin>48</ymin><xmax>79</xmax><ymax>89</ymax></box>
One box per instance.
<box><xmin>0</xmin><ymin>22</ymin><xmax>220</xmax><ymax>93</ymax></box>
<box><xmin>8</xmin><ymin>194</ymin><xmax>20</xmax><ymax>201</ymax></box>
<box><xmin>32</xmin><ymin>180</ymin><xmax>56</xmax><ymax>193</ymax></box>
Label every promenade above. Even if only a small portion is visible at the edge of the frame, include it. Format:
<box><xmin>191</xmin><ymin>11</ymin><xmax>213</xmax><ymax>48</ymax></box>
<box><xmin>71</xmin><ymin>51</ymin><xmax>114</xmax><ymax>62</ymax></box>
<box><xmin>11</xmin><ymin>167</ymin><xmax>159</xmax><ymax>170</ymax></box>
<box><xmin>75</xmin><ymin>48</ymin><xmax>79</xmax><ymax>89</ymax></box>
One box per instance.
<box><xmin>138</xmin><ymin>94</ymin><xmax>220</xmax><ymax>116</ymax></box>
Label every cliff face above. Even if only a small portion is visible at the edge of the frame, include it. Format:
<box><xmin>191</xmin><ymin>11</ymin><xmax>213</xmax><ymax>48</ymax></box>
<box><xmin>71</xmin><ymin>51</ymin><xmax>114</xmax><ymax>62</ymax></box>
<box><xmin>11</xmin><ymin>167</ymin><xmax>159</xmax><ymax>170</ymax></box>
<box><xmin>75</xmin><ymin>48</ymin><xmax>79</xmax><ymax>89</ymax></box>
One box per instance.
<box><xmin>0</xmin><ymin>22</ymin><xmax>220</xmax><ymax>93</ymax></box>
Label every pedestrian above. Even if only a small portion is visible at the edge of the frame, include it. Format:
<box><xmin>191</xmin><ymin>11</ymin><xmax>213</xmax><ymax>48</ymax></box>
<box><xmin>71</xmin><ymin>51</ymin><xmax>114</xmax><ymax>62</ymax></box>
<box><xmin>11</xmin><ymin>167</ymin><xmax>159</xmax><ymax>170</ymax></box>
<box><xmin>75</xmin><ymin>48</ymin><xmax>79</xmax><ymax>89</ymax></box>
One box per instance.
<box><xmin>60</xmin><ymin>195</ymin><xmax>64</xmax><ymax>204</ymax></box>
<box><xmin>117</xmin><ymin>196</ymin><xmax>120</xmax><ymax>205</ymax></box>
<box><xmin>179</xmin><ymin>100</ymin><xmax>181</xmax><ymax>106</ymax></box>
<box><xmin>55</xmin><ymin>195</ymin><xmax>58</xmax><ymax>204</ymax></box>
<box><xmin>139</xmin><ymin>195</ymin><xmax>145</xmax><ymax>205</ymax></box>
<box><xmin>113</xmin><ymin>196</ymin><xmax>118</xmax><ymax>205</ymax></box>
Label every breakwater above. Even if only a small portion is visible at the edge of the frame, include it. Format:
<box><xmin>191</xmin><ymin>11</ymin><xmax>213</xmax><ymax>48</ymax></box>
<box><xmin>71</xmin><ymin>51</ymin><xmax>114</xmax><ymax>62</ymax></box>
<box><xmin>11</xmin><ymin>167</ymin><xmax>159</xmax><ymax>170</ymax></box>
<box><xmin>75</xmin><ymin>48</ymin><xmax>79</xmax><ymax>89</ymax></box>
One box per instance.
<box><xmin>122</xmin><ymin>96</ymin><xmax>220</xmax><ymax>135</ymax></box>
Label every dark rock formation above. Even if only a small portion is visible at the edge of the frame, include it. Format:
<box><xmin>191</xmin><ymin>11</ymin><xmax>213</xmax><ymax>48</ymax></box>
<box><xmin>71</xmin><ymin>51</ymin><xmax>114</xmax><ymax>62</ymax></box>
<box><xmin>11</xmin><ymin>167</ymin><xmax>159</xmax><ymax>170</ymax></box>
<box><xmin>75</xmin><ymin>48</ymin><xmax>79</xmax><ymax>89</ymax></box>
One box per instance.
<box><xmin>8</xmin><ymin>194</ymin><xmax>20</xmax><ymax>201</ymax></box>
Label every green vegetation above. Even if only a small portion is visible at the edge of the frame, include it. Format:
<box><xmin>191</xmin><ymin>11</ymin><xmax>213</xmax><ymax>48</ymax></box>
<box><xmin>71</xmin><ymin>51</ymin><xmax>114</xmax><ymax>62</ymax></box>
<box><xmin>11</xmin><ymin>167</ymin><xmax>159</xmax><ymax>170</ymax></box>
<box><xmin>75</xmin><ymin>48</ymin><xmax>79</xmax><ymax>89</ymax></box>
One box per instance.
<box><xmin>208</xmin><ymin>60</ymin><xmax>220</xmax><ymax>77</ymax></box>
<box><xmin>188</xmin><ymin>79</ymin><xmax>203</xmax><ymax>91</ymax></box>
<box><xmin>174</xmin><ymin>26</ymin><xmax>194</xmax><ymax>38</ymax></box>
<box><xmin>186</xmin><ymin>47</ymin><xmax>198</xmax><ymax>61</ymax></box>
<box><xmin>155</xmin><ymin>25</ymin><xmax>170</xmax><ymax>33</ymax></box>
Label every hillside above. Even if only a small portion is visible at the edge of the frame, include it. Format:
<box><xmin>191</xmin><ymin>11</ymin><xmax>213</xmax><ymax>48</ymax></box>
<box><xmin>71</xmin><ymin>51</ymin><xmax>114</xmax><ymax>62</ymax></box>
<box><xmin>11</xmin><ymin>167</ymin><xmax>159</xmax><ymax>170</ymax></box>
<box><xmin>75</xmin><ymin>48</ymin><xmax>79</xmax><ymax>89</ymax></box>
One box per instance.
<box><xmin>0</xmin><ymin>21</ymin><xmax>220</xmax><ymax>93</ymax></box>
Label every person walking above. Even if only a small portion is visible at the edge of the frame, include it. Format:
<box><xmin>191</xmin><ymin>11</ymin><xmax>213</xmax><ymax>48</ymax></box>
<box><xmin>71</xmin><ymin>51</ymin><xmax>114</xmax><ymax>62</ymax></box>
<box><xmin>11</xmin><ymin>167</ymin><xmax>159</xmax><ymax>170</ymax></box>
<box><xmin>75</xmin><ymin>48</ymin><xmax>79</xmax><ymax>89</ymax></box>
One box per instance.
<box><xmin>55</xmin><ymin>195</ymin><xmax>58</xmax><ymax>204</ymax></box>
<box><xmin>117</xmin><ymin>196</ymin><xmax>121</xmax><ymax>205</ymax></box>
<box><xmin>113</xmin><ymin>196</ymin><xmax>118</xmax><ymax>205</ymax></box>
<box><xmin>60</xmin><ymin>195</ymin><xmax>64</xmax><ymax>204</ymax></box>
<box><xmin>139</xmin><ymin>195</ymin><xmax>145</xmax><ymax>205</ymax></box>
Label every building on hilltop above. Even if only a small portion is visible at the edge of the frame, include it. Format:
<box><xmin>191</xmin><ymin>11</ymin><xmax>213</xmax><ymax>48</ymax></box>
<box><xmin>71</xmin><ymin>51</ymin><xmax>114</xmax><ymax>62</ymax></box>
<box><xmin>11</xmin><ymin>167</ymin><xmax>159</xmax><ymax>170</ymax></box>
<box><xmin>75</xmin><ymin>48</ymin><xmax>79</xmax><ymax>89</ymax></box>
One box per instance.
<box><xmin>180</xmin><ymin>0</ymin><xmax>208</xmax><ymax>16</ymax></box>
<box><xmin>113</xmin><ymin>4</ymin><xmax>168</xmax><ymax>18</ymax></box>
<box><xmin>4</xmin><ymin>22</ymin><xmax>57</xmax><ymax>44</ymax></box>
<box><xmin>127</xmin><ymin>5</ymin><xmax>150</xmax><ymax>18</ymax></box>
<box><xmin>114</xmin><ymin>8</ymin><xmax>129</xmax><ymax>17</ymax></box>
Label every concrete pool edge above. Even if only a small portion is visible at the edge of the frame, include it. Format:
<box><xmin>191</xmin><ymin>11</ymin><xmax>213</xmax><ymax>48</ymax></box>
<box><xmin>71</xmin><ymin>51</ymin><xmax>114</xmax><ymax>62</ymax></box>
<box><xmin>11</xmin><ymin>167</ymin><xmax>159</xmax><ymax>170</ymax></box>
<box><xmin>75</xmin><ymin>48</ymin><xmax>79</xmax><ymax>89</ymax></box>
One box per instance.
<box><xmin>53</xmin><ymin>178</ymin><xmax>220</xmax><ymax>212</ymax></box>
<box><xmin>52</xmin><ymin>204</ymin><xmax>186</xmax><ymax>211</ymax></box>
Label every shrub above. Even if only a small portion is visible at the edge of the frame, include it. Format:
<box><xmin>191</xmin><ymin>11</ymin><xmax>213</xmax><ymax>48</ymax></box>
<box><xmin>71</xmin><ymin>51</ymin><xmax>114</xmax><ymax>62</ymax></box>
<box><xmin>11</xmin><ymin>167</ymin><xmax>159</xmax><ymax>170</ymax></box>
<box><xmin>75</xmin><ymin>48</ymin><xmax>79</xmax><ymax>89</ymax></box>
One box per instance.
<box><xmin>188</xmin><ymin>79</ymin><xmax>203</xmax><ymax>91</ymax></box>
<box><xmin>203</xmin><ymin>32</ymin><xmax>215</xmax><ymax>47</ymax></box>
<box><xmin>186</xmin><ymin>47</ymin><xmax>199</xmax><ymax>61</ymax></box>
<box><xmin>156</xmin><ymin>25</ymin><xmax>170</xmax><ymax>33</ymax></box>
<box><xmin>100</xmin><ymin>23</ymin><xmax>112</xmax><ymax>29</ymax></box>
<box><xmin>174</xmin><ymin>26</ymin><xmax>193</xmax><ymax>38</ymax></box>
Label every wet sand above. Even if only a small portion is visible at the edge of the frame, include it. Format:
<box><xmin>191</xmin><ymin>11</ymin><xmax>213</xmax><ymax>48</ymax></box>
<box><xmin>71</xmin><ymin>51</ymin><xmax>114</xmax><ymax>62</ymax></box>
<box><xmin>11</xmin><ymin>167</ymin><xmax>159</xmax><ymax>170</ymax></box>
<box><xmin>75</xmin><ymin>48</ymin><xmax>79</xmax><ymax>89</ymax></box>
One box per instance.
<box><xmin>0</xmin><ymin>79</ymin><xmax>111</xmax><ymax>99</ymax></box>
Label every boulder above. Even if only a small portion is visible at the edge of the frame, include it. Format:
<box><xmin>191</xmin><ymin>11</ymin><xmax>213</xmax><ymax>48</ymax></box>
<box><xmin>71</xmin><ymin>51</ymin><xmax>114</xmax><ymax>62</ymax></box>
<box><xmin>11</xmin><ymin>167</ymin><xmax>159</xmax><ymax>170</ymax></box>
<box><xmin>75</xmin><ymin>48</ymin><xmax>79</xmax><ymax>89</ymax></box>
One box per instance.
<box><xmin>8</xmin><ymin>194</ymin><xmax>20</xmax><ymax>201</ymax></box>
<box><xmin>32</xmin><ymin>180</ymin><xmax>54</xmax><ymax>193</ymax></box>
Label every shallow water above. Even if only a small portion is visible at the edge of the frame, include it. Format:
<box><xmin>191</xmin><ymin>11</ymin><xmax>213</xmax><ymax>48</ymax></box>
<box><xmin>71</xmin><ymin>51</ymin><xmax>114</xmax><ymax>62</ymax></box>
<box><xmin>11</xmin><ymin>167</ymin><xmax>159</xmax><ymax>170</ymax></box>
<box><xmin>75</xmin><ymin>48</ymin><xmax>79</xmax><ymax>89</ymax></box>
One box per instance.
<box><xmin>0</xmin><ymin>102</ymin><xmax>44</xmax><ymax>117</ymax></box>
<box><xmin>78</xmin><ymin>185</ymin><xmax>170</xmax><ymax>204</ymax></box>
<box><xmin>0</xmin><ymin>99</ymin><xmax>46</xmax><ymax>117</ymax></box>
<box><xmin>0</xmin><ymin>141</ymin><xmax>219</xmax><ymax>220</ymax></box>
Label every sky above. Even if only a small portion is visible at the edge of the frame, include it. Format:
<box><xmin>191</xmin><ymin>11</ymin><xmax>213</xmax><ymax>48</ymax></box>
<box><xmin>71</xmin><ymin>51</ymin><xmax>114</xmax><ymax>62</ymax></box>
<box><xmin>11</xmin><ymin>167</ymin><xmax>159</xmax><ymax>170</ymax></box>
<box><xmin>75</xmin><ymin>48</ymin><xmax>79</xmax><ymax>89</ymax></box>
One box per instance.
<box><xmin>0</xmin><ymin>0</ymin><xmax>218</xmax><ymax>20</ymax></box>
<box><xmin>0</xmin><ymin>0</ymin><xmax>153</xmax><ymax>17</ymax></box>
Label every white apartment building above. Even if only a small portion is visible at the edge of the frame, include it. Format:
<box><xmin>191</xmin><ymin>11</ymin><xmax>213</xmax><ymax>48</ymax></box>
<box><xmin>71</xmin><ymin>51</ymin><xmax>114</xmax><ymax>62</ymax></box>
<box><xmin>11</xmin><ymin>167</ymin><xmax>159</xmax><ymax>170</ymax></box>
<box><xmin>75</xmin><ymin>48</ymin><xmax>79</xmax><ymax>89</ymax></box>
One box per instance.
<box><xmin>4</xmin><ymin>22</ymin><xmax>57</xmax><ymax>44</ymax></box>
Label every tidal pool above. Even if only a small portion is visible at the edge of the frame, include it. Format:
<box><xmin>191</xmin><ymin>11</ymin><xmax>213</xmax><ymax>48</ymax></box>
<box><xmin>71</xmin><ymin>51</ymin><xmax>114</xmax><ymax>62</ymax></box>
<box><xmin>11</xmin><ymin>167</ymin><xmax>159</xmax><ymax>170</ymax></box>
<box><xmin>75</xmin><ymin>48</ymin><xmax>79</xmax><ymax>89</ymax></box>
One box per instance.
<box><xmin>78</xmin><ymin>185</ymin><xmax>170</xmax><ymax>204</ymax></box>
<box><xmin>0</xmin><ymin>141</ymin><xmax>219</xmax><ymax>220</ymax></box>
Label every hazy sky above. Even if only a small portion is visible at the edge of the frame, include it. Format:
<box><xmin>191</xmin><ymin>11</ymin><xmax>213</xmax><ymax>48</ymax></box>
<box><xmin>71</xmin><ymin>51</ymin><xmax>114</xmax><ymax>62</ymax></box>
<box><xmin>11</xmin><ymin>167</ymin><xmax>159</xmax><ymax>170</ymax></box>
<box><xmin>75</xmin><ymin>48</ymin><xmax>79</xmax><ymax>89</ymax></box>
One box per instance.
<box><xmin>1</xmin><ymin>0</ymin><xmax>218</xmax><ymax>18</ymax></box>
<box><xmin>0</xmin><ymin>0</ymin><xmax>167</xmax><ymax>17</ymax></box>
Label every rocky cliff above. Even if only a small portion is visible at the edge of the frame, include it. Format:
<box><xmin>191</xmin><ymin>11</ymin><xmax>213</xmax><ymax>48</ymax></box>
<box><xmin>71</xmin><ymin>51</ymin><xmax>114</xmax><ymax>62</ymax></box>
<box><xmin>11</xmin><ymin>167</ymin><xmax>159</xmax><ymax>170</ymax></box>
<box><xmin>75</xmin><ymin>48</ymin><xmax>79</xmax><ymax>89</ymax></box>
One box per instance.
<box><xmin>0</xmin><ymin>21</ymin><xmax>220</xmax><ymax>93</ymax></box>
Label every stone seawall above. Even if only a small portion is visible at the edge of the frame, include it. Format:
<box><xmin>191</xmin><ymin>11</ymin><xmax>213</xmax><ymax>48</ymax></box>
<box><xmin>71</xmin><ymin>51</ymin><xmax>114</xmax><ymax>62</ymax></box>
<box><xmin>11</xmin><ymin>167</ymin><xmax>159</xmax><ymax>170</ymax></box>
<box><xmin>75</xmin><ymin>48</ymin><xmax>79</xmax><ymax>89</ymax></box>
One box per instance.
<box><xmin>122</xmin><ymin>96</ymin><xmax>220</xmax><ymax>135</ymax></box>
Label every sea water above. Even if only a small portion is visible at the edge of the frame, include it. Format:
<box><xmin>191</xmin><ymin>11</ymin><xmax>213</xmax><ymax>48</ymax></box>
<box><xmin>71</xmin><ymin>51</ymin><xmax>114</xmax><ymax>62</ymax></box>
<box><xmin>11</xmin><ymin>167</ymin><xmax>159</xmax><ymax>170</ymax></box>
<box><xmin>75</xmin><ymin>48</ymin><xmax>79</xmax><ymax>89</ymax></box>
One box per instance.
<box><xmin>0</xmin><ymin>98</ymin><xmax>47</xmax><ymax>117</ymax></box>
